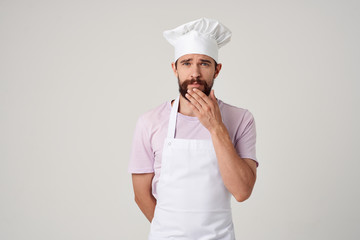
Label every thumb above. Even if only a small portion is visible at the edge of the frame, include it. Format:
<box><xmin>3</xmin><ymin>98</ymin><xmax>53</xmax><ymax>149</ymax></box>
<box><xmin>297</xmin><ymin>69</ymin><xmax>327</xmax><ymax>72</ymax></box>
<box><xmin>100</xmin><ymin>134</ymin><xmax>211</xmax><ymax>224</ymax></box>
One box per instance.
<box><xmin>210</xmin><ymin>89</ymin><xmax>216</xmax><ymax>101</ymax></box>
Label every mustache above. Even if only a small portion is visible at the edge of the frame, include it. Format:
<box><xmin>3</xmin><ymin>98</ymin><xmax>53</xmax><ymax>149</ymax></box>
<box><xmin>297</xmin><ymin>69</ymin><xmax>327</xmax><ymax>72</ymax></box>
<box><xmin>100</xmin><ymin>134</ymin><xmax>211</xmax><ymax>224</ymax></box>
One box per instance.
<box><xmin>184</xmin><ymin>79</ymin><xmax>207</xmax><ymax>85</ymax></box>
<box><xmin>178</xmin><ymin>78</ymin><xmax>212</xmax><ymax>100</ymax></box>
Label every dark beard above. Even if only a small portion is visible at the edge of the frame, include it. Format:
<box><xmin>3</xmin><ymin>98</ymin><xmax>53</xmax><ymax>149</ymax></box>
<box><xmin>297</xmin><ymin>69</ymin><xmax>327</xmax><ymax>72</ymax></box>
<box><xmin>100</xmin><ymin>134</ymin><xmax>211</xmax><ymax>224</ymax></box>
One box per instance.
<box><xmin>178</xmin><ymin>78</ymin><xmax>213</xmax><ymax>100</ymax></box>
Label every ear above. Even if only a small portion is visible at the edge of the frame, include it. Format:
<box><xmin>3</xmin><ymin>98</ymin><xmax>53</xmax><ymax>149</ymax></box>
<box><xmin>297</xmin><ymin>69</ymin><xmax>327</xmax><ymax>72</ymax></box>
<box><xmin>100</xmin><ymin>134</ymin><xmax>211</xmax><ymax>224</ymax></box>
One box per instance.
<box><xmin>214</xmin><ymin>63</ymin><xmax>222</xmax><ymax>79</ymax></box>
<box><xmin>171</xmin><ymin>62</ymin><xmax>178</xmax><ymax>77</ymax></box>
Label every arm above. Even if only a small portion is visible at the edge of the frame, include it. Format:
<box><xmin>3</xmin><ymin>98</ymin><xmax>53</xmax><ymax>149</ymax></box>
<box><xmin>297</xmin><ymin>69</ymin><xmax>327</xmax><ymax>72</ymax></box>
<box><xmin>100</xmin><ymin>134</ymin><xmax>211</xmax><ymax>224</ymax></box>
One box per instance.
<box><xmin>132</xmin><ymin>173</ymin><xmax>157</xmax><ymax>222</ymax></box>
<box><xmin>185</xmin><ymin>89</ymin><xmax>257</xmax><ymax>202</ymax></box>
<box><xmin>210</xmin><ymin>125</ymin><xmax>257</xmax><ymax>201</ymax></box>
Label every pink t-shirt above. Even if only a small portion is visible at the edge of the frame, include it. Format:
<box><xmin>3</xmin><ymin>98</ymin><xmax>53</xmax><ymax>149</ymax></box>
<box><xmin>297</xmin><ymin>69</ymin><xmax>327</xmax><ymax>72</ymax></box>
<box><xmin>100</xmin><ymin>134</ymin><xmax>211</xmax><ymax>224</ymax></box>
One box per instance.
<box><xmin>128</xmin><ymin>99</ymin><xmax>257</xmax><ymax>198</ymax></box>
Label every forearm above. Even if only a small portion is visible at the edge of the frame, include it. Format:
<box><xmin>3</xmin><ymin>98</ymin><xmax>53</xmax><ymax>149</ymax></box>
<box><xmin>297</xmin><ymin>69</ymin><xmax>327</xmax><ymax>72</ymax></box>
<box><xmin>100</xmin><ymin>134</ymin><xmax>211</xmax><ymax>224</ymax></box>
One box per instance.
<box><xmin>132</xmin><ymin>173</ymin><xmax>157</xmax><ymax>222</ymax></box>
<box><xmin>210</xmin><ymin>123</ymin><xmax>256</xmax><ymax>202</ymax></box>
<box><xmin>135</xmin><ymin>193</ymin><xmax>157</xmax><ymax>222</ymax></box>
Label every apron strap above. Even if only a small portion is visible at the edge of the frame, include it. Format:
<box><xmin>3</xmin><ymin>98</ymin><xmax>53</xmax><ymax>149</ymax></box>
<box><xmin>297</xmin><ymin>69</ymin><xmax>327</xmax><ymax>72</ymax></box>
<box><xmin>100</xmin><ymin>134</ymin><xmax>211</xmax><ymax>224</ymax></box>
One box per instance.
<box><xmin>167</xmin><ymin>96</ymin><xmax>180</xmax><ymax>139</ymax></box>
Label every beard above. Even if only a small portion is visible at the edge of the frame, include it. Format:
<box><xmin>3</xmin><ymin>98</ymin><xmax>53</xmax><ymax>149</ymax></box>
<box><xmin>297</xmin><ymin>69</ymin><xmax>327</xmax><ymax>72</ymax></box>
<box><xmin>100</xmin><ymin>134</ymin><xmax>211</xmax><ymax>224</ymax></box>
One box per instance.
<box><xmin>178</xmin><ymin>78</ymin><xmax>213</xmax><ymax>100</ymax></box>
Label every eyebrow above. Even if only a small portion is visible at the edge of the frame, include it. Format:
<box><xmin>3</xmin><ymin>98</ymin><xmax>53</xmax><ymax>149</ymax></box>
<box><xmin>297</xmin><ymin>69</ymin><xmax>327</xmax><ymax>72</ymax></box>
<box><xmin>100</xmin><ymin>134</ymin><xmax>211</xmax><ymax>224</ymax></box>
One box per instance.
<box><xmin>199</xmin><ymin>59</ymin><xmax>212</xmax><ymax>64</ymax></box>
<box><xmin>179</xmin><ymin>58</ymin><xmax>192</xmax><ymax>64</ymax></box>
<box><xmin>179</xmin><ymin>58</ymin><xmax>213</xmax><ymax>64</ymax></box>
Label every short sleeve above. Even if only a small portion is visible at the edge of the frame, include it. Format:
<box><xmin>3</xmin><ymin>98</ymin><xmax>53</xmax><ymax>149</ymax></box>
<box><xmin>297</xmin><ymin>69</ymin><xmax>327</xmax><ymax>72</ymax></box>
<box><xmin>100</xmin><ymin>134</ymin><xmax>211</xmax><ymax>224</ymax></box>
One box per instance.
<box><xmin>235</xmin><ymin>110</ymin><xmax>258</xmax><ymax>166</ymax></box>
<box><xmin>128</xmin><ymin>116</ymin><xmax>155</xmax><ymax>173</ymax></box>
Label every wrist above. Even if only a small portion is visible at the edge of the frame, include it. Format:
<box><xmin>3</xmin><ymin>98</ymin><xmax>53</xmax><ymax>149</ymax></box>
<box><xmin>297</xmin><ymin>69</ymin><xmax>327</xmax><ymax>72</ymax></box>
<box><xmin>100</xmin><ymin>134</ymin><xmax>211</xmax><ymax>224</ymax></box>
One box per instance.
<box><xmin>209</xmin><ymin>122</ymin><xmax>228</xmax><ymax>136</ymax></box>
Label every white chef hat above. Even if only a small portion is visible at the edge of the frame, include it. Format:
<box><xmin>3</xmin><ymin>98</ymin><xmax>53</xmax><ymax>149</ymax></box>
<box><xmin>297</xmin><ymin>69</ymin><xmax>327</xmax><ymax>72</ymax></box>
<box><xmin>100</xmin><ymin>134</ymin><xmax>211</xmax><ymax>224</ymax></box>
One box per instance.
<box><xmin>163</xmin><ymin>17</ymin><xmax>232</xmax><ymax>62</ymax></box>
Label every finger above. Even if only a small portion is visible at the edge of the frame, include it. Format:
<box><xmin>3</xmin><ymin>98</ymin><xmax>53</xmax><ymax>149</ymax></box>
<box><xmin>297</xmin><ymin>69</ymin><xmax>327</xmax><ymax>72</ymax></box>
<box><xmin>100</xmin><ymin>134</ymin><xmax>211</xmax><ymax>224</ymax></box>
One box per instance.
<box><xmin>185</xmin><ymin>92</ymin><xmax>202</xmax><ymax>112</ymax></box>
<box><xmin>193</xmin><ymin>88</ymin><xmax>211</xmax><ymax>103</ymax></box>
<box><xmin>188</xmin><ymin>88</ymin><xmax>208</xmax><ymax>107</ymax></box>
<box><xmin>210</xmin><ymin>90</ymin><xmax>215</xmax><ymax>101</ymax></box>
<box><xmin>209</xmin><ymin>89</ymin><xmax>221</xmax><ymax>111</ymax></box>
<box><xmin>191</xmin><ymin>89</ymin><xmax>215</xmax><ymax>112</ymax></box>
<box><xmin>185</xmin><ymin>101</ymin><xmax>201</xmax><ymax>118</ymax></box>
<box><xmin>209</xmin><ymin>90</ymin><xmax>218</xmax><ymax>104</ymax></box>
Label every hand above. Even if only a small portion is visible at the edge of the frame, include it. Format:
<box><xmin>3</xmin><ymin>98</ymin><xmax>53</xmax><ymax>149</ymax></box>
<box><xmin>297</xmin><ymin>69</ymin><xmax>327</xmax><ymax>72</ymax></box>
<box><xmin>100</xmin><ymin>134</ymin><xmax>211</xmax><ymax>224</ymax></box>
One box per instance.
<box><xmin>185</xmin><ymin>88</ymin><xmax>224</xmax><ymax>133</ymax></box>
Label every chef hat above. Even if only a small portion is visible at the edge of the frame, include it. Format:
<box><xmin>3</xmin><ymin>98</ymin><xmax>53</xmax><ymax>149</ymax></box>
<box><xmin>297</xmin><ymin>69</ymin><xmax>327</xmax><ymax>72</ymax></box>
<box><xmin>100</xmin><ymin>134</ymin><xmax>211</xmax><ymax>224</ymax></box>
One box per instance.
<box><xmin>163</xmin><ymin>17</ymin><xmax>232</xmax><ymax>62</ymax></box>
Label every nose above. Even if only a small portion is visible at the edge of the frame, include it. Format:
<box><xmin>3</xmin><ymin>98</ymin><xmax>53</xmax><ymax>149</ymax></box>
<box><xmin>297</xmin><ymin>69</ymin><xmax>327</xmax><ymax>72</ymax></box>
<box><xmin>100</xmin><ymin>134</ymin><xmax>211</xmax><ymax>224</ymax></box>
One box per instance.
<box><xmin>190</xmin><ymin>65</ymin><xmax>201</xmax><ymax>78</ymax></box>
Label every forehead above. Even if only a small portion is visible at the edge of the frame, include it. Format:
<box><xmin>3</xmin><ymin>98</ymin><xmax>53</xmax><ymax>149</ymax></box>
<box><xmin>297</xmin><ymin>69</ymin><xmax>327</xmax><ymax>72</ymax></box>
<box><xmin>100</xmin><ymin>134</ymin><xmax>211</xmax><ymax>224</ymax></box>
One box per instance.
<box><xmin>177</xmin><ymin>54</ymin><xmax>214</xmax><ymax>62</ymax></box>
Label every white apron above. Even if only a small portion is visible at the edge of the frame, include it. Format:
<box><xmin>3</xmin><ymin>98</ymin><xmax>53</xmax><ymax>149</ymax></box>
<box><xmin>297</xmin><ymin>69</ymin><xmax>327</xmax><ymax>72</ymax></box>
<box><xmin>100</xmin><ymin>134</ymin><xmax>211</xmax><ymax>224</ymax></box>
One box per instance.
<box><xmin>148</xmin><ymin>96</ymin><xmax>235</xmax><ymax>240</ymax></box>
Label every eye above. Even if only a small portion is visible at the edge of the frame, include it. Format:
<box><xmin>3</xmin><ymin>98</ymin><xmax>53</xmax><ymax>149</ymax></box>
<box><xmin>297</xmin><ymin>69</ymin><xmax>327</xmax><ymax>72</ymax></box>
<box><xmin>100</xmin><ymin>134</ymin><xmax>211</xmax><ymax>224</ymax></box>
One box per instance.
<box><xmin>182</xmin><ymin>62</ymin><xmax>191</xmax><ymax>66</ymax></box>
<box><xmin>201</xmin><ymin>62</ymin><xmax>210</xmax><ymax>66</ymax></box>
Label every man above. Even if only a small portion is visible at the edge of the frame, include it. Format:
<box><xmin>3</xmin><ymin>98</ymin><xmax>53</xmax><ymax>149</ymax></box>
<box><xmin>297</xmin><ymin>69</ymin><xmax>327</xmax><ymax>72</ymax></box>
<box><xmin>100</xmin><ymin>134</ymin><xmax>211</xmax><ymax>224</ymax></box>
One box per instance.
<box><xmin>129</xmin><ymin>17</ymin><xmax>258</xmax><ymax>240</ymax></box>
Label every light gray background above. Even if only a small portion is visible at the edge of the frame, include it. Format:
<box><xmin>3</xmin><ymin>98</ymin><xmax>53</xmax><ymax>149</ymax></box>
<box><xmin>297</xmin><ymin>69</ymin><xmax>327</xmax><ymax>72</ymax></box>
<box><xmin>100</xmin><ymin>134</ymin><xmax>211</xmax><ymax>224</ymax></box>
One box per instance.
<box><xmin>1</xmin><ymin>0</ymin><xmax>359</xmax><ymax>239</ymax></box>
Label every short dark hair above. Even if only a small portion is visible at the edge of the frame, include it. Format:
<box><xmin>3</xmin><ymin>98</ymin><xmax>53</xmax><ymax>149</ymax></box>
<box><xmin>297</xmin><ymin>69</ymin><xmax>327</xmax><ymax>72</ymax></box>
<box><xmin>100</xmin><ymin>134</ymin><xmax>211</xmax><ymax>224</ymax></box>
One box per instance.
<box><xmin>175</xmin><ymin>59</ymin><xmax>218</xmax><ymax>70</ymax></box>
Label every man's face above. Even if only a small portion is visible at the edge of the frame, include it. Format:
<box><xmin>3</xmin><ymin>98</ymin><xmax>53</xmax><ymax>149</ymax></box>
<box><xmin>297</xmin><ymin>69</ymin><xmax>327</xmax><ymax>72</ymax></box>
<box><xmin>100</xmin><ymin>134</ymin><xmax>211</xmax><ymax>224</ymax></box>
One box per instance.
<box><xmin>172</xmin><ymin>54</ymin><xmax>222</xmax><ymax>99</ymax></box>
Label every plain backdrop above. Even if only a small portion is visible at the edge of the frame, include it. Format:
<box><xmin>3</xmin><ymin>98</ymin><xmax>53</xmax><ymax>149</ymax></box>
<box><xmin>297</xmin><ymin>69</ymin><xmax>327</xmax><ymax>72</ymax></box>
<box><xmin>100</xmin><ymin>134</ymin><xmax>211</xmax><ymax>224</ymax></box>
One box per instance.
<box><xmin>1</xmin><ymin>0</ymin><xmax>359</xmax><ymax>239</ymax></box>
